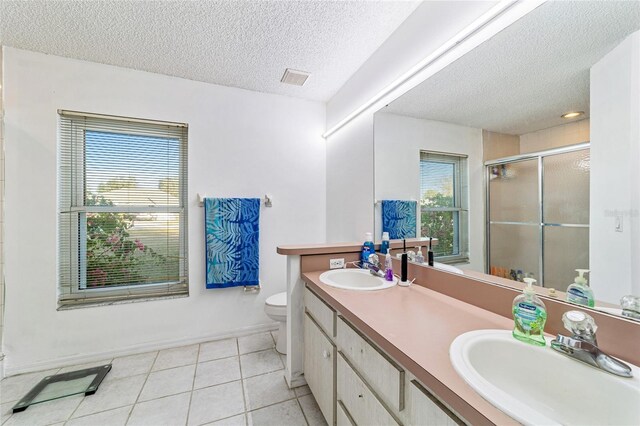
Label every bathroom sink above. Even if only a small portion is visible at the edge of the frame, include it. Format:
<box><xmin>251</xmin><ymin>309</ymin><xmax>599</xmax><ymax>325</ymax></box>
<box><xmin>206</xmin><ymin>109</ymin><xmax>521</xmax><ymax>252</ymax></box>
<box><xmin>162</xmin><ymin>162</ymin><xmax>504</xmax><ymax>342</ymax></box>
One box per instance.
<box><xmin>450</xmin><ymin>330</ymin><xmax>640</xmax><ymax>425</ymax></box>
<box><xmin>319</xmin><ymin>269</ymin><xmax>396</xmax><ymax>291</ymax></box>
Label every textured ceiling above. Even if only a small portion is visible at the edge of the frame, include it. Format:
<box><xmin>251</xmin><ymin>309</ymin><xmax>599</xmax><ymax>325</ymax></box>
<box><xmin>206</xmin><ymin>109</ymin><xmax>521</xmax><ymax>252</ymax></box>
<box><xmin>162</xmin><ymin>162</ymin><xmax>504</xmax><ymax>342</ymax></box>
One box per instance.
<box><xmin>384</xmin><ymin>1</ymin><xmax>640</xmax><ymax>135</ymax></box>
<box><xmin>0</xmin><ymin>0</ymin><xmax>420</xmax><ymax>101</ymax></box>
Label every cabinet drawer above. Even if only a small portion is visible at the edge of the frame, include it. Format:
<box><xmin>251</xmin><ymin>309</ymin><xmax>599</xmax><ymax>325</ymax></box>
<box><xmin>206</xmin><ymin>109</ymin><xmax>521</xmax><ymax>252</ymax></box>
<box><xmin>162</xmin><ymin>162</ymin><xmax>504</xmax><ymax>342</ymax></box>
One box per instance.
<box><xmin>336</xmin><ymin>400</ymin><xmax>356</xmax><ymax>426</ymax></box>
<box><xmin>408</xmin><ymin>380</ymin><xmax>464</xmax><ymax>426</ymax></box>
<box><xmin>337</xmin><ymin>352</ymin><xmax>401</xmax><ymax>426</ymax></box>
<box><xmin>337</xmin><ymin>316</ymin><xmax>405</xmax><ymax>412</ymax></box>
<box><xmin>305</xmin><ymin>286</ymin><xmax>336</xmax><ymax>338</ymax></box>
<box><xmin>304</xmin><ymin>313</ymin><xmax>336</xmax><ymax>425</ymax></box>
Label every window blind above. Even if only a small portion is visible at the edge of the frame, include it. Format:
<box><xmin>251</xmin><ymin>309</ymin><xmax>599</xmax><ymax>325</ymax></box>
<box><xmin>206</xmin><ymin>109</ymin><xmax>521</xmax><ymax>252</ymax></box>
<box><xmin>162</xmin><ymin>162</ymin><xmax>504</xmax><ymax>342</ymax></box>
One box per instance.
<box><xmin>58</xmin><ymin>110</ymin><xmax>189</xmax><ymax>307</ymax></box>
<box><xmin>419</xmin><ymin>151</ymin><xmax>469</xmax><ymax>262</ymax></box>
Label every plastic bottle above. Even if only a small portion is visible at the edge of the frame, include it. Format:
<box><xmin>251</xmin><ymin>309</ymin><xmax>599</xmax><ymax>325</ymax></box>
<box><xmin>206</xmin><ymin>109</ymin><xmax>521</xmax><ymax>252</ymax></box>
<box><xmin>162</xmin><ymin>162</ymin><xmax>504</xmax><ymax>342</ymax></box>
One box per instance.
<box><xmin>384</xmin><ymin>249</ymin><xmax>394</xmax><ymax>281</ymax></box>
<box><xmin>512</xmin><ymin>278</ymin><xmax>547</xmax><ymax>346</ymax></box>
<box><xmin>381</xmin><ymin>232</ymin><xmax>390</xmax><ymax>256</ymax></box>
<box><xmin>361</xmin><ymin>232</ymin><xmax>375</xmax><ymax>267</ymax></box>
<box><xmin>414</xmin><ymin>247</ymin><xmax>425</xmax><ymax>264</ymax></box>
<box><xmin>566</xmin><ymin>269</ymin><xmax>594</xmax><ymax>307</ymax></box>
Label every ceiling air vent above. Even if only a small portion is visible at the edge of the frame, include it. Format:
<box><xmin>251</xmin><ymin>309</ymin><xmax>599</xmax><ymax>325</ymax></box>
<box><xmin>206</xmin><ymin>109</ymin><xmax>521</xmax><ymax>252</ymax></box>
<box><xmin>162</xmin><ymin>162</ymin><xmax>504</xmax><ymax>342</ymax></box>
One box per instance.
<box><xmin>281</xmin><ymin>69</ymin><xmax>311</xmax><ymax>86</ymax></box>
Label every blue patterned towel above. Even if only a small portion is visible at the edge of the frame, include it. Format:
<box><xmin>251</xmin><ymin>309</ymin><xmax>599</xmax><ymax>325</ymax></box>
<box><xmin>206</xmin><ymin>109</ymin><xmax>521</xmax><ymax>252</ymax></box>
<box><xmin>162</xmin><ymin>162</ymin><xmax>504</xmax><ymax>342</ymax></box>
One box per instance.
<box><xmin>205</xmin><ymin>198</ymin><xmax>260</xmax><ymax>289</ymax></box>
<box><xmin>382</xmin><ymin>200</ymin><xmax>417</xmax><ymax>239</ymax></box>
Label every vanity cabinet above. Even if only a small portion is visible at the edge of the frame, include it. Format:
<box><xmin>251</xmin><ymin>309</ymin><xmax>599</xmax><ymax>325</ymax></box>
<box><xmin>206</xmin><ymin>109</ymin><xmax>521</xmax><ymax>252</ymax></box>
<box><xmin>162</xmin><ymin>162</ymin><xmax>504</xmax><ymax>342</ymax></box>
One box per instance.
<box><xmin>304</xmin><ymin>289</ymin><xmax>337</xmax><ymax>425</ymax></box>
<box><xmin>303</xmin><ymin>283</ymin><xmax>466</xmax><ymax>426</ymax></box>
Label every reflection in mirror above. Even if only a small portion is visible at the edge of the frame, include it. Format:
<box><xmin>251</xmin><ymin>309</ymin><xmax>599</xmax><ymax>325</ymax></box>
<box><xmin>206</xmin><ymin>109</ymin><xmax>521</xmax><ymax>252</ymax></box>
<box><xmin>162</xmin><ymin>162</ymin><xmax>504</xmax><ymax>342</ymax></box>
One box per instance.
<box><xmin>373</xmin><ymin>1</ymin><xmax>640</xmax><ymax>321</ymax></box>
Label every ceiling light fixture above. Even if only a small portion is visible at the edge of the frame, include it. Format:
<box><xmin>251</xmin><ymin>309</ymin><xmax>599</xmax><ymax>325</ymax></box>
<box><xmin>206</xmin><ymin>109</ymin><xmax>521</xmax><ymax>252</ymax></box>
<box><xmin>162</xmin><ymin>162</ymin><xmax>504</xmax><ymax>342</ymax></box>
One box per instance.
<box><xmin>561</xmin><ymin>111</ymin><xmax>584</xmax><ymax>119</ymax></box>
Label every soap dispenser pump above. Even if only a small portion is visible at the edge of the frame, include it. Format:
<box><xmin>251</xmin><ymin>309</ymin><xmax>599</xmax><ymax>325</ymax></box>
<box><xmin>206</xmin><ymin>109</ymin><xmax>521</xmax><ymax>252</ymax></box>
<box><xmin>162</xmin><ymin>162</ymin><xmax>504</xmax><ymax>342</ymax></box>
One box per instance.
<box><xmin>414</xmin><ymin>246</ymin><xmax>425</xmax><ymax>264</ymax></box>
<box><xmin>566</xmin><ymin>269</ymin><xmax>594</xmax><ymax>307</ymax></box>
<box><xmin>512</xmin><ymin>278</ymin><xmax>547</xmax><ymax>346</ymax></box>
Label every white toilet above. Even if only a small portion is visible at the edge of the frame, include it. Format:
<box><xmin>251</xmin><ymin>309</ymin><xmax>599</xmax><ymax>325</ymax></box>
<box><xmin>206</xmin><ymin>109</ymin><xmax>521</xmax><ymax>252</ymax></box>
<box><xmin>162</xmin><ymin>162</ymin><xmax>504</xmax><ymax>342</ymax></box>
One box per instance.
<box><xmin>264</xmin><ymin>292</ymin><xmax>287</xmax><ymax>354</ymax></box>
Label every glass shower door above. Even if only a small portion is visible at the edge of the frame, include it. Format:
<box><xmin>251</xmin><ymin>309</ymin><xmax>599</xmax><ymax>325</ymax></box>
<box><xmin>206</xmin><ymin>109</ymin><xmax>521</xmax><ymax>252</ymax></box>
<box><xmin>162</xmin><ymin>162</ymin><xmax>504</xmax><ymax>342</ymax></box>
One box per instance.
<box><xmin>486</xmin><ymin>145</ymin><xmax>590</xmax><ymax>289</ymax></box>
<box><xmin>488</xmin><ymin>159</ymin><xmax>541</xmax><ymax>282</ymax></box>
<box><xmin>542</xmin><ymin>149</ymin><xmax>590</xmax><ymax>291</ymax></box>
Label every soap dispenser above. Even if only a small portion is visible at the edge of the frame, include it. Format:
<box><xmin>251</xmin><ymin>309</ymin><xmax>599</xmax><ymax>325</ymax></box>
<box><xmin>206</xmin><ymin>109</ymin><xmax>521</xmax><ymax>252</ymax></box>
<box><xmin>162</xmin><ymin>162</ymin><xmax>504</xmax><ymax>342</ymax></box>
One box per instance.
<box><xmin>361</xmin><ymin>232</ymin><xmax>375</xmax><ymax>267</ymax></box>
<box><xmin>512</xmin><ymin>278</ymin><xmax>547</xmax><ymax>346</ymax></box>
<box><xmin>566</xmin><ymin>269</ymin><xmax>594</xmax><ymax>307</ymax></box>
<box><xmin>414</xmin><ymin>246</ymin><xmax>425</xmax><ymax>264</ymax></box>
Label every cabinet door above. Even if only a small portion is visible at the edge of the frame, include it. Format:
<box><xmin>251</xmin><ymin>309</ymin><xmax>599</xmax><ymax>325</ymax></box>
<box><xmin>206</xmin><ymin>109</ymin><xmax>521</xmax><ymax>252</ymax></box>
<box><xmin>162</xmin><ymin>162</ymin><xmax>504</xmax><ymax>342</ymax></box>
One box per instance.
<box><xmin>304</xmin><ymin>312</ymin><xmax>336</xmax><ymax>425</ymax></box>
<box><xmin>337</xmin><ymin>353</ymin><xmax>400</xmax><ymax>426</ymax></box>
<box><xmin>408</xmin><ymin>380</ymin><xmax>464</xmax><ymax>425</ymax></box>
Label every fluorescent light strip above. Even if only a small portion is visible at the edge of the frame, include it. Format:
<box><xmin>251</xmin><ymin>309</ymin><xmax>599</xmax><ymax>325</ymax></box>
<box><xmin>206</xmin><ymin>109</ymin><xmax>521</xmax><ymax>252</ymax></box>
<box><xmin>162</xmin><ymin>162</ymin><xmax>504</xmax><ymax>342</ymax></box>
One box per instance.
<box><xmin>322</xmin><ymin>0</ymin><xmax>545</xmax><ymax>139</ymax></box>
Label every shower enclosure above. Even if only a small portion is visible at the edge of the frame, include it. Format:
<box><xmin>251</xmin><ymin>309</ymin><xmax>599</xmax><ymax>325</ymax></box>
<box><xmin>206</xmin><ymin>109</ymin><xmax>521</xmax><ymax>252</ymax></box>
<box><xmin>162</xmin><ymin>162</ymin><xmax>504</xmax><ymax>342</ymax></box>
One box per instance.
<box><xmin>485</xmin><ymin>143</ymin><xmax>590</xmax><ymax>291</ymax></box>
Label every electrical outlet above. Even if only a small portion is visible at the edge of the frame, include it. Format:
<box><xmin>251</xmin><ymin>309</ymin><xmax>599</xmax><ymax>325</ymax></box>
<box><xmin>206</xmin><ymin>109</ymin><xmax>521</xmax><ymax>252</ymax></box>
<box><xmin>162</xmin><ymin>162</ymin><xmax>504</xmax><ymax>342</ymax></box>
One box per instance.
<box><xmin>329</xmin><ymin>258</ymin><xmax>345</xmax><ymax>269</ymax></box>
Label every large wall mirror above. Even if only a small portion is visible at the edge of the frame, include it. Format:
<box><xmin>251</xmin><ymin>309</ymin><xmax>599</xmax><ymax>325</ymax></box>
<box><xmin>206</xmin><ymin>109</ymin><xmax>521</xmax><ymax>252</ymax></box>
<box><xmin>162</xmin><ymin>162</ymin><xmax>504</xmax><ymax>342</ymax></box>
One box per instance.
<box><xmin>373</xmin><ymin>1</ymin><xmax>640</xmax><ymax>321</ymax></box>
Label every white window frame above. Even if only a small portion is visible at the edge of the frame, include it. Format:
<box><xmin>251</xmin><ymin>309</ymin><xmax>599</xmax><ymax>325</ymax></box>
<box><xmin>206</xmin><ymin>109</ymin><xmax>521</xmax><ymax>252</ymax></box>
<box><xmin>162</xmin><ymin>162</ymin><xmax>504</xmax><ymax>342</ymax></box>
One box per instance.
<box><xmin>420</xmin><ymin>151</ymin><xmax>470</xmax><ymax>265</ymax></box>
<box><xmin>58</xmin><ymin>111</ymin><xmax>189</xmax><ymax>308</ymax></box>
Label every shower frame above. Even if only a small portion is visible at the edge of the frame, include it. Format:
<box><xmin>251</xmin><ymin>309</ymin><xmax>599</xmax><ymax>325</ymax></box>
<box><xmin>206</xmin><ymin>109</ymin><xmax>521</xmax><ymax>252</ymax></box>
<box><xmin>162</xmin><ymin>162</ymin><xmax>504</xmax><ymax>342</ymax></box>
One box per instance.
<box><xmin>484</xmin><ymin>142</ymin><xmax>590</xmax><ymax>287</ymax></box>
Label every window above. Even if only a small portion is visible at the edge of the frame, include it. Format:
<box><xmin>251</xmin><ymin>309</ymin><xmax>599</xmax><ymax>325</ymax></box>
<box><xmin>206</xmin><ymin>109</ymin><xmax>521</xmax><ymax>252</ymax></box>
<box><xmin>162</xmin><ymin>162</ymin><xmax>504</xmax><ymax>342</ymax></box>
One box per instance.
<box><xmin>420</xmin><ymin>151</ymin><xmax>469</xmax><ymax>264</ymax></box>
<box><xmin>58</xmin><ymin>111</ymin><xmax>188</xmax><ymax>307</ymax></box>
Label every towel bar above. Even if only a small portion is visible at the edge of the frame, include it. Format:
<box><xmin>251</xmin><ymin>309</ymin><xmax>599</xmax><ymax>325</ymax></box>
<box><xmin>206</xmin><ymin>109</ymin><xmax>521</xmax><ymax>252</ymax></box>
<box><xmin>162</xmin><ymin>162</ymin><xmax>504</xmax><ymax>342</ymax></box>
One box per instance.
<box><xmin>198</xmin><ymin>193</ymin><xmax>272</xmax><ymax>208</ymax></box>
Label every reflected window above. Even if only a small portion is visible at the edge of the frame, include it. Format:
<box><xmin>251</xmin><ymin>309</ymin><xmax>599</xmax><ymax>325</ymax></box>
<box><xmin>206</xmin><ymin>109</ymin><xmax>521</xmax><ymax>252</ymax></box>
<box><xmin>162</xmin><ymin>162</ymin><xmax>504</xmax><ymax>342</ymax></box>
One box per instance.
<box><xmin>420</xmin><ymin>151</ymin><xmax>469</xmax><ymax>263</ymax></box>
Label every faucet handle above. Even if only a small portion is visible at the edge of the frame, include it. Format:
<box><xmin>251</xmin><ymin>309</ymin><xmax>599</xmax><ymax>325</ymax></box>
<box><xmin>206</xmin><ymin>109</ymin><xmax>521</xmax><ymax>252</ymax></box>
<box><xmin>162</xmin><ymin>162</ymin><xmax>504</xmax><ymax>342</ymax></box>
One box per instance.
<box><xmin>367</xmin><ymin>253</ymin><xmax>380</xmax><ymax>267</ymax></box>
<box><xmin>562</xmin><ymin>310</ymin><xmax>597</xmax><ymax>342</ymax></box>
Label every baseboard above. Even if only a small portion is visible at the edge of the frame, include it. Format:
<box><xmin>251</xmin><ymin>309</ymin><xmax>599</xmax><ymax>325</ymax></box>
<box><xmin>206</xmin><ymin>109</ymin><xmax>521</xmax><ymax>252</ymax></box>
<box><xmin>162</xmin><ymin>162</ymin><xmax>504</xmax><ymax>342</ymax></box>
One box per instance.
<box><xmin>4</xmin><ymin>322</ymin><xmax>279</xmax><ymax>377</ymax></box>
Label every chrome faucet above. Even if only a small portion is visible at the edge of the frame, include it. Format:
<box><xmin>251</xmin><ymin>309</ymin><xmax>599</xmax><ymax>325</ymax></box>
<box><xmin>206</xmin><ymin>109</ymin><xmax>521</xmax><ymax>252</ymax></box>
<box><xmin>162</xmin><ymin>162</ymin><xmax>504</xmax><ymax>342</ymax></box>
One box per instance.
<box><xmin>365</xmin><ymin>254</ymin><xmax>385</xmax><ymax>278</ymax></box>
<box><xmin>550</xmin><ymin>311</ymin><xmax>633</xmax><ymax>378</ymax></box>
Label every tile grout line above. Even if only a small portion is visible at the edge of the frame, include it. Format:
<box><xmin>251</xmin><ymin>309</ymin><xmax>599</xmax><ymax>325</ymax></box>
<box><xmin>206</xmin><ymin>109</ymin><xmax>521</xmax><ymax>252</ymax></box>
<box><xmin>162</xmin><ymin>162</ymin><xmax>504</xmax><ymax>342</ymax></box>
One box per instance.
<box><xmin>236</xmin><ymin>338</ymin><xmax>249</xmax><ymax>426</ymax></box>
<box><xmin>296</xmin><ymin>396</ymin><xmax>311</xmax><ymax>426</ymax></box>
<box><xmin>185</xmin><ymin>341</ymin><xmax>203</xmax><ymax>426</ymax></box>
<box><xmin>124</xmin><ymin>350</ymin><xmax>160</xmax><ymax>425</ymax></box>
<box><xmin>56</xmin><ymin>360</ymin><xmax>113</xmax><ymax>425</ymax></box>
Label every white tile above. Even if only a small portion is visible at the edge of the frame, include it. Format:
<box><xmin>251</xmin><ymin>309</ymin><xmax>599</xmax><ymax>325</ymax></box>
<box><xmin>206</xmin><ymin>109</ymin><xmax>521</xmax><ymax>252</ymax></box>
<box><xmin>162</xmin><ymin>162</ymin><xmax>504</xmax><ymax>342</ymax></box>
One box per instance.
<box><xmin>128</xmin><ymin>392</ymin><xmax>190</xmax><ymax>426</ymax></box>
<box><xmin>298</xmin><ymin>394</ymin><xmax>327</xmax><ymax>426</ymax></box>
<box><xmin>247</xmin><ymin>399</ymin><xmax>306</xmax><ymax>426</ymax></box>
<box><xmin>58</xmin><ymin>359</ymin><xmax>112</xmax><ymax>374</ymax></box>
<box><xmin>138</xmin><ymin>364</ymin><xmax>195</xmax><ymax>402</ymax></box>
<box><xmin>66</xmin><ymin>405</ymin><xmax>132</xmax><ymax>426</ymax></box>
<box><xmin>188</xmin><ymin>381</ymin><xmax>245</xmax><ymax>426</ymax></box>
<box><xmin>152</xmin><ymin>345</ymin><xmax>199</xmax><ymax>371</ymax></box>
<box><xmin>206</xmin><ymin>413</ymin><xmax>246</xmax><ymax>426</ymax></box>
<box><xmin>242</xmin><ymin>370</ymin><xmax>295</xmax><ymax>411</ymax></box>
<box><xmin>270</xmin><ymin>331</ymin><xmax>278</xmax><ymax>344</ymax></box>
<box><xmin>239</xmin><ymin>349</ymin><xmax>283</xmax><ymax>378</ymax></box>
<box><xmin>107</xmin><ymin>352</ymin><xmax>157</xmax><ymax>381</ymax></box>
<box><xmin>72</xmin><ymin>374</ymin><xmax>146</xmax><ymax>418</ymax></box>
<box><xmin>293</xmin><ymin>385</ymin><xmax>311</xmax><ymax>397</ymax></box>
<box><xmin>0</xmin><ymin>369</ymin><xmax>59</xmax><ymax>403</ymax></box>
<box><xmin>194</xmin><ymin>357</ymin><xmax>241</xmax><ymax>390</ymax></box>
<box><xmin>238</xmin><ymin>333</ymin><xmax>274</xmax><ymax>355</ymax></box>
<box><xmin>1</xmin><ymin>401</ymin><xmax>14</xmax><ymax>425</ymax></box>
<box><xmin>4</xmin><ymin>395</ymin><xmax>83</xmax><ymax>426</ymax></box>
<box><xmin>199</xmin><ymin>339</ymin><xmax>238</xmax><ymax>363</ymax></box>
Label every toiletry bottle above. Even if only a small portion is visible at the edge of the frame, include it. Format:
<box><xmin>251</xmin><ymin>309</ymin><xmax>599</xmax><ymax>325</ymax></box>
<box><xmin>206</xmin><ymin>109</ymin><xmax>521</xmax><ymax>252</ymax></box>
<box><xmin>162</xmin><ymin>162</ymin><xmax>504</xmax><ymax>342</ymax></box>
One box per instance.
<box><xmin>566</xmin><ymin>269</ymin><xmax>594</xmax><ymax>307</ymax></box>
<box><xmin>427</xmin><ymin>237</ymin><xmax>434</xmax><ymax>266</ymax></box>
<box><xmin>414</xmin><ymin>246</ymin><xmax>424</xmax><ymax>264</ymax></box>
<box><xmin>361</xmin><ymin>232</ymin><xmax>375</xmax><ymax>267</ymax></box>
<box><xmin>512</xmin><ymin>277</ymin><xmax>547</xmax><ymax>346</ymax></box>
<box><xmin>384</xmin><ymin>249</ymin><xmax>394</xmax><ymax>281</ymax></box>
<box><xmin>381</xmin><ymin>232</ymin><xmax>390</xmax><ymax>256</ymax></box>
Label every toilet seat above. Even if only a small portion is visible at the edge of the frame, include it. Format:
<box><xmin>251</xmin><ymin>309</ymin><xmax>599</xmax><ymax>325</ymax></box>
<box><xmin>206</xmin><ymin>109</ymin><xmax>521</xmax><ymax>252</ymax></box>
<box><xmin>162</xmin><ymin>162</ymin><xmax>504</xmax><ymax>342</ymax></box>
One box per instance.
<box><xmin>265</xmin><ymin>292</ymin><xmax>286</xmax><ymax>307</ymax></box>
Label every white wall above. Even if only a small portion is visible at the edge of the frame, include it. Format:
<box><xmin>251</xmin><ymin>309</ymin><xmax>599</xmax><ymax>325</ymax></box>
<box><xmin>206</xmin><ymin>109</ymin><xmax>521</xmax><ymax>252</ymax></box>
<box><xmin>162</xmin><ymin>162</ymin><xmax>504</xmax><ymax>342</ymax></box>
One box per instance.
<box><xmin>590</xmin><ymin>31</ymin><xmax>640</xmax><ymax>304</ymax></box>
<box><xmin>374</xmin><ymin>113</ymin><xmax>484</xmax><ymax>271</ymax></box>
<box><xmin>2</xmin><ymin>47</ymin><xmax>326</xmax><ymax>374</ymax></box>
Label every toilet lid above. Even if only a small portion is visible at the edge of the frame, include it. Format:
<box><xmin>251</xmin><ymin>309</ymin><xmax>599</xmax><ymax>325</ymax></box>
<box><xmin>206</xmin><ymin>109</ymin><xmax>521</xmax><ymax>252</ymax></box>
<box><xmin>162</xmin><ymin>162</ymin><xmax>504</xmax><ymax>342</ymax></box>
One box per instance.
<box><xmin>265</xmin><ymin>292</ymin><xmax>287</xmax><ymax>307</ymax></box>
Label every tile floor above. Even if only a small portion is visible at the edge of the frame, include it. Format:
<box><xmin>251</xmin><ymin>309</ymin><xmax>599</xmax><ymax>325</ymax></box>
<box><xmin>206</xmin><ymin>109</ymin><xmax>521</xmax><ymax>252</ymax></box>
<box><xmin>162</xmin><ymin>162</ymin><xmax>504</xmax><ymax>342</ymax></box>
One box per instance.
<box><xmin>0</xmin><ymin>331</ymin><xmax>326</xmax><ymax>426</ymax></box>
